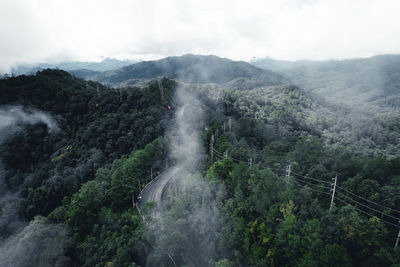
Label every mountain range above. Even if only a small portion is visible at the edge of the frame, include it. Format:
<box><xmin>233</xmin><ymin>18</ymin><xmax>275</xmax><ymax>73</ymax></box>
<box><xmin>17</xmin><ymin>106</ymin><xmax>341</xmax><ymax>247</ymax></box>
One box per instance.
<box><xmin>11</xmin><ymin>58</ymin><xmax>137</xmax><ymax>75</ymax></box>
<box><xmin>12</xmin><ymin>54</ymin><xmax>400</xmax><ymax>110</ymax></box>
<box><xmin>70</xmin><ymin>54</ymin><xmax>287</xmax><ymax>89</ymax></box>
<box><xmin>1</xmin><ymin>53</ymin><xmax>400</xmax><ymax>266</ymax></box>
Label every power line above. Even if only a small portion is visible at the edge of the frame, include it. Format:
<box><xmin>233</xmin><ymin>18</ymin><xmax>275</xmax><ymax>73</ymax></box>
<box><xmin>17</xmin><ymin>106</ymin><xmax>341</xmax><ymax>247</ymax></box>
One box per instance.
<box><xmin>292</xmin><ymin>179</ymin><xmax>331</xmax><ymax>196</ymax></box>
<box><xmin>335</xmin><ymin>184</ymin><xmax>400</xmax><ymax>215</ymax></box>
<box><xmin>336</xmin><ymin>191</ymin><xmax>400</xmax><ymax>222</ymax></box>
<box><xmin>213</xmin><ymin>153</ymin><xmax>225</xmax><ymax>161</ymax></box>
<box><xmin>259</xmin><ymin>165</ymin><xmax>286</xmax><ymax>172</ymax></box>
<box><xmin>213</xmin><ymin>150</ymin><xmax>331</xmax><ymax>195</ymax></box>
<box><xmin>291</xmin><ymin>176</ymin><xmax>400</xmax><ymax>229</ymax></box>
<box><xmin>292</xmin><ymin>176</ymin><xmax>331</xmax><ymax>191</ymax></box>
<box><xmin>213</xmin><ymin>147</ymin><xmax>400</xmax><ymax>231</ymax></box>
<box><xmin>211</xmin><ymin>147</ymin><xmax>400</xmax><ymax>218</ymax></box>
<box><xmin>330</xmin><ymin>175</ymin><xmax>338</xmax><ymax>212</ymax></box>
<box><xmin>212</xmin><ymin>148</ymin><xmax>252</xmax><ymax>165</ymax></box>
<box><xmin>214</xmin><ymin>148</ymin><xmax>334</xmax><ymax>183</ymax></box>
<box><xmin>213</xmin><ymin>148</ymin><xmax>285</xmax><ymax>172</ymax></box>
<box><xmin>334</xmin><ymin>172</ymin><xmax>400</xmax><ymax>215</ymax></box>
<box><xmin>291</xmin><ymin>171</ymin><xmax>331</xmax><ymax>184</ymax></box>
<box><xmin>335</xmin><ymin>197</ymin><xmax>400</xmax><ymax>229</ymax></box>
<box><xmin>212</xmin><ymin>148</ymin><xmax>224</xmax><ymax>157</ymax></box>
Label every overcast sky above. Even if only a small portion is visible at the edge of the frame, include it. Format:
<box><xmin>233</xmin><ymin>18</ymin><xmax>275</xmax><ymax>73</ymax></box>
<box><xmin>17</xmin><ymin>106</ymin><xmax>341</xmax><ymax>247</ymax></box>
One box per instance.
<box><xmin>1</xmin><ymin>0</ymin><xmax>400</xmax><ymax>73</ymax></box>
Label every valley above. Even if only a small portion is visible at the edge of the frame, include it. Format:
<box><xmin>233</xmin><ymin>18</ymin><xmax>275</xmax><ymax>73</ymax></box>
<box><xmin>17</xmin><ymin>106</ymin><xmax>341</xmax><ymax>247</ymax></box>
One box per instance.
<box><xmin>0</xmin><ymin>55</ymin><xmax>399</xmax><ymax>266</ymax></box>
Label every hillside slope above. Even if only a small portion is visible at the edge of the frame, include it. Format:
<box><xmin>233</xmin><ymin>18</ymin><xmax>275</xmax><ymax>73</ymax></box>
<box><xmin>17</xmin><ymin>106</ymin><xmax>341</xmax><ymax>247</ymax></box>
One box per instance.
<box><xmin>71</xmin><ymin>54</ymin><xmax>287</xmax><ymax>89</ymax></box>
<box><xmin>1</xmin><ymin>70</ymin><xmax>400</xmax><ymax>266</ymax></box>
<box><xmin>252</xmin><ymin>55</ymin><xmax>400</xmax><ymax>109</ymax></box>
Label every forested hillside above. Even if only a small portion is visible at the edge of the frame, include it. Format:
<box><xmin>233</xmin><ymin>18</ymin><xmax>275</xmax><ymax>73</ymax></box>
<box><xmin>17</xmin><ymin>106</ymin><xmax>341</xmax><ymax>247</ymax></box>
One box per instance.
<box><xmin>0</xmin><ymin>70</ymin><xmax>176</xmax><ymax>266</ymax></box>
<box><xmin>71</xmin><ymin>54</ymin><xmax>287</xmax><ymax>89</ymax></box>
<box><xmin>0</xmin><ymin>68</ymin><xmax>399</xmax><ymax>266</ymax></box>
<box><xmin>252</xmin><ymin>55</ymin><xmax>400</xmax><ymax>109</ymax></box>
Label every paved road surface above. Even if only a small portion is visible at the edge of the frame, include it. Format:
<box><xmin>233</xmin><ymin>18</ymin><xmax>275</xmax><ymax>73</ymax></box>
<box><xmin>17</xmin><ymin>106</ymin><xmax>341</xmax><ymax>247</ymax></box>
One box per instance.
<box><xmin>137</xmin><ymin>166</ymin><xmax>205</xmax><ymax>267</ymax></box>
<box><xmin>137</xmin><ymin>166</ymin><xmax>180</xmax><ymax>215</ymax></box>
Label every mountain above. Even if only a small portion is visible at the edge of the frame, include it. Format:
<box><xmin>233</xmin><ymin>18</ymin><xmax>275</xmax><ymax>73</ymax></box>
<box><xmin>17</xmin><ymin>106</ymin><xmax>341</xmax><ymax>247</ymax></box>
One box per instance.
<box><xmin>71</xmin><ymin>54</ymin><xmax>287</xmax><ymax>88</ymax></box>
<box><xmin>1</xmin><ymin>69</ymin><xmax>400</xmax><ymax>266</ymax></box>
<box><xmin>11</xmin><ymin>58</ymin><xmax>138</xmax><ymax>75</ymax></box>
<box><xmin>251</xmin><ymin>55</ymin><xmax>400</xmax><ymax>109</ymax></box>
<box><xmin>250</xmin><ymin>57</ymin><xmax>320</xmax><ymax>71</ymax></box>
<box><xmin>0</xmin><ymin>70</ymin><xmax>176</xmax><ymax>265</ymax></box>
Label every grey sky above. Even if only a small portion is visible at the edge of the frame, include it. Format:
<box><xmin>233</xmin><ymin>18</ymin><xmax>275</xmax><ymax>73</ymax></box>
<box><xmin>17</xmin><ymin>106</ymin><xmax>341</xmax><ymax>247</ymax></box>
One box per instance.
<box><xmin>1</xmin><ymin>0</ymin><xmax>400</xmax><ymax>73</ymax></box>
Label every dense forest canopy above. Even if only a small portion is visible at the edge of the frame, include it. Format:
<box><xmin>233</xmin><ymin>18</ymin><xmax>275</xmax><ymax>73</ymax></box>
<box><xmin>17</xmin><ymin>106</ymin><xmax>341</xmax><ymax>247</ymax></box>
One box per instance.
<box><xmin>0</xmin><ymin>65</ymin><xmax>399</xmax><ymax>266</ymax></box>
<box><xmin>251</xmin><ymin>55</ymin><xmax>400</xmax><ymax>110</ymax></box>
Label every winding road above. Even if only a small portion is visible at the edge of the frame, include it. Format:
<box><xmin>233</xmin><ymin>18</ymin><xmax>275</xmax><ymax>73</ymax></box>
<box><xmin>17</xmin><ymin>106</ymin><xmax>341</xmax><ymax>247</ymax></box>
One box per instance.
<box><xmin>137</xmin><ymin>165</ymin><xmax>205</xmax><ymax>267</ymax></box>
<box><xmin>137</xmin><ymin>166</ymin><xmax>180</xmax><ymax>216</ymax></box>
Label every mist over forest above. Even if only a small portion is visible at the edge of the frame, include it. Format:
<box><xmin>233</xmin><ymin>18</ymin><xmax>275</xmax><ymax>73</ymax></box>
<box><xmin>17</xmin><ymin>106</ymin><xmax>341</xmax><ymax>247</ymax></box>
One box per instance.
<box><xmin>0</xmin><ymin>53</ymin><xmax>400</xmax><ymax>267</ymax></box>
<box><xmin>252</xmin><ymin>55</ymin><xmax>400</xmax><ymax>110</ymax></box>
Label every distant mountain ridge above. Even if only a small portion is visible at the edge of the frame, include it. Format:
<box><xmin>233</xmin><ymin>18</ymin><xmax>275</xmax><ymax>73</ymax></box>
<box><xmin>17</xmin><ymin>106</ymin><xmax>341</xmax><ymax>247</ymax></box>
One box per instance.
<box><xmin>252</xmin><ymin>54</ymin><xmax>400</xmax><ymax>108</ymax></box>
<box><xmin>11</xmin><ymin>58</ymin><xmax>138</xmax><ymax>75</ymax></box>
<box><xmin>70</xmin><ymin>54</ymin><xmax>287</xmax><ymax>89</ymax></box>
<box><xmin>250</xmin><ymin>57</ymin><xmax>320</xmax><ymax>71</ymax></box>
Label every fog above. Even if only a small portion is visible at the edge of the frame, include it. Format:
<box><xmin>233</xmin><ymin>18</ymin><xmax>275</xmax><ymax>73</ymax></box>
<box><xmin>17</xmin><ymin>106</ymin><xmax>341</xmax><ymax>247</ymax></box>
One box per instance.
<box><xmin>0</xmin><ymin>106</ymin><xmax>59</xmax><ymax>142</ymax></box>
<box><xmin>0</xmin><ymin>106</ymin><xmax>59</xmax><ymax>237</ymax></box>
<box><xmin>0</xmin><ymin>216</ymin><xmax>72</xmax><ymax>267</ymax></box>
<box><xmin>146</xmin><ymin>85</ymin><xmax>225</xmax><ymax>266</ymax></box>
<box><xmin>168</xmin><ymin>84</ymin><xmax>206</xmax><ymax>169</ymax></box>
<box><xmin>0</xmin><ymin>105</ymin><xmax>70</xmax><ymax>266</ymax></box>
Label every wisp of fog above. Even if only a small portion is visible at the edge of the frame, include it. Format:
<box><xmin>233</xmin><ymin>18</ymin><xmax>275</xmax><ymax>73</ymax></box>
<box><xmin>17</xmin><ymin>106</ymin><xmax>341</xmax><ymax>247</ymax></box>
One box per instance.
<box><xmin>0</xmin><ymin>105</ymin><xmax>71</xmax><ymax>267</ymax></box>
<box><xmin>146</xmin><ymin>85</ymin><xmax>224</xmax><ymax>266</ymax></box>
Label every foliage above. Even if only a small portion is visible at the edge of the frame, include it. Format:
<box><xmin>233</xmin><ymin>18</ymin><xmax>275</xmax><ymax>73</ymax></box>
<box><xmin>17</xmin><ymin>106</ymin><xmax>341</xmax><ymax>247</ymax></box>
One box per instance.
<box><xmin>1</xmin><ymin>68</ymin><xmax>399</xmax><ymax>266</ymax></box>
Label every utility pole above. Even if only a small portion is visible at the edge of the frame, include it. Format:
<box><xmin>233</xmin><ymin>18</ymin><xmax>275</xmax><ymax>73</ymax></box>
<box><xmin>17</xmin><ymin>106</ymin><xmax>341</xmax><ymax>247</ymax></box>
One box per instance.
<box><xmin>96</xmin><ymin>84</ymin><xmax>100</xmax><ymax>98</ymax></box>
<box><xmin>132</xmin><ymin>195</ymin><xmax>135</xmax><ymax>208</ymax></box>
<box><xmin>228</xmin><ymin>118</ymin><xmax>232</xmax><ymax>131</ymax></box>
<box><xmin>286</xmin><ymin>163</ymin><xmax>291</xmax><ymax>186</ymax></box>
<box><xmin>395</xmin><ymin>220</ymin><xmax>400</xmax><ymax>250</ymax></box>
<box><xmin>224</xmin><ymin>150</ymin><xmax>228</xmax><ymax>159</ymax></box>
<box><xmin>330</xmin><ymin>175</ymin><xmax>338</xmax><ymax>212</ymax></box>
<box><xmin>158</xmin><ymin>79</ymin><xmax>164</xmax><ymax>100</ymax></box>
<box><xmin>150</xmin><ymin>167</ymin><xmax>153</xmax><ymax>179</ymax></box>
<box><xmin>210</xmin><ymin>134</ymin><xmax>214</xmax><ymax>163</ymax></box>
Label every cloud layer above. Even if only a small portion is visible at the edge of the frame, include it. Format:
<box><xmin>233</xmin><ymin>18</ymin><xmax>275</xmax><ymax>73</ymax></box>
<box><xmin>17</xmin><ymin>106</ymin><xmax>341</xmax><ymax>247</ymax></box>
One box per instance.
<box><xmin>1</xmin><ymin>0</ymin><xmax>400</xmax><ymax>72</ymax></box>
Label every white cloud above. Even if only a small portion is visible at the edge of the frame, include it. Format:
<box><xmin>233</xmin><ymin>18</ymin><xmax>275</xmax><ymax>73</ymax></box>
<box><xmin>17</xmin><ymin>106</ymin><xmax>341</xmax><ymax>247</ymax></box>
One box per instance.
<box><xmin>1</xmin><ymin>0</ymin><xmax>400</xmax><ymax>72</ymax></box>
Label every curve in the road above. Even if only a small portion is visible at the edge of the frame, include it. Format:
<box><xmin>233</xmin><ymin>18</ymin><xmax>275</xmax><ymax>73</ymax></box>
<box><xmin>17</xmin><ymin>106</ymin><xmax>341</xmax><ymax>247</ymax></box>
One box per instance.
<box><xmin>136</xmin><ymin>165</ymin><xmax>203</xmax><ymax>267</ymax></box>
<box><xmin>137</xmin><ymin>165</ymin><xmax>180</xmax><ymax>214</ymax></box>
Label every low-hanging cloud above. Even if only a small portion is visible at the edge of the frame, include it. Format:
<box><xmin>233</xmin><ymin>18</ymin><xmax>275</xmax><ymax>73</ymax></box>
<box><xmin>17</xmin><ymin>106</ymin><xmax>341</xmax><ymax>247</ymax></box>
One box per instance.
<box><xmin>0</xmin><ymin>216</ymin><xmax>72</xmax><ymax>267</ymax></box>
<box><xmin>0</xmin><ymin>105</ymin><xmax>70</xmax><ymax>265</ymax></box>
<box><xmin>0</xmin><ymin>106</ymin><xmax>59</xmax><ymax>235</ymax></box>
<box><xmin>168</xmin><ymin>85</ymin><xmax>206</xmax><ymax>169</ymax></box>
<box><xmin>146</xmin><ymin>84</ymin><xmax>225</xmax><ymax>266</ymax></box>
<box><xmin>0</xmin><ymin>105</ymin><xmax>59</xmax><ymax>143</ymax></box>
<box><xmin>2</xmin><ymin>0</ymin><xmax>400</xmax><ymax>73</ymax></box>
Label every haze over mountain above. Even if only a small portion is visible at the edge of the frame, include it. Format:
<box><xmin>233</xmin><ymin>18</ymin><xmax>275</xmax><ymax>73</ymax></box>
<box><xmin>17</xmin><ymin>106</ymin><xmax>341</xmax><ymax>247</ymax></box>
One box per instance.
<box><xmin>252</xmin><ymin>54</ymin><xmax>400</xmax><ymax>109</ymax></box>
<box><xmin>1</xmin><ymin>57</ymin><xmax>400</xmax><ymax>266</ymax></box>
<box><xmin>11</xmin><ymin>58</ymin><xmax>137</xmax><ymax>75</ymax></box>
<box><xmin>70</xmin><ymin>54</ymin><xmax>287</xmax><ymax>89</ymax></box>
<box><xmin>2</xmin><ymin>0</ymin><xmax>400</xmax><ymax>265</ymax></box>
